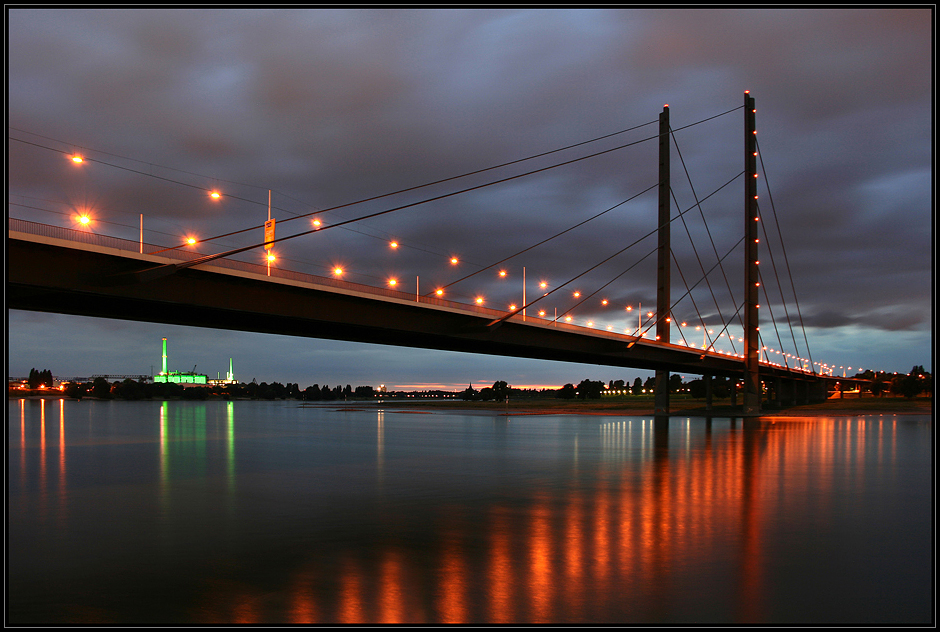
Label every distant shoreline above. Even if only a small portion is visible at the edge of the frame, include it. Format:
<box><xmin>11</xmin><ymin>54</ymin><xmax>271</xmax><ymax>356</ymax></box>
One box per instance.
<box><xmin>10</xmin><ymin>391</ymin><xmax>932</xmax><ymax>417</ymax></box>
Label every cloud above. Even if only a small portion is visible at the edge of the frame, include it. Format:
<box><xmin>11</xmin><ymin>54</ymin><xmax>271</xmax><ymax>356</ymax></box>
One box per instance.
<box><xmin>7</xmin><ymin>8</ymin><xmax>933</xmax><ymax>380</ymax></box>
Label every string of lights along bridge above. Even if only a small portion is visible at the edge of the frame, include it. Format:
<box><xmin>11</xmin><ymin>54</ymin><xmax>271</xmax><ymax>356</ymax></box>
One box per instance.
<box><xmin>9</xmin><ymin>91</ymin><xmax>861</xmax><ymax>381</ymax></box>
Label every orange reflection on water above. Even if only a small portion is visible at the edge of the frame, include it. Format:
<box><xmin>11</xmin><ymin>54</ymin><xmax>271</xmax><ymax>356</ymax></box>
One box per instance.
<box><xmin>527</xmin><ymin>499</ymin><xmax>553</xmax><ymax>622</ymax></box>
<box><xmin>377</xmin><ymin>548</ymin><xmax>409</xmax><ymax>624</ymax></box>
<box><xmin>337</xmin><ymin>557</ymin><xmax>365</xmax><ymax>623</ymax></box>
<box><xmin>487</xmin><ymin>506</ymin><xmax>514</xmax><ymax>623</ymax></box>
<box><xmin>288</xmin><ymin>567</ymin><xmax>317</xmax><ymax>624</ymax></box>
<box><xmin>438</xmin><ymin>535</ymin><xmax>468</xmax><ymax>623</ymax></box>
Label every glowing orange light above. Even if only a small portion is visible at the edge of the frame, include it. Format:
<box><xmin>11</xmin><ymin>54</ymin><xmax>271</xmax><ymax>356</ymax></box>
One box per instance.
<box><xmin>71</xmin><ymin>154</ymin><xmax>84</xmax><ymax>164</ymax></box>
<box><xmin>186</xmin><ymin>237</ymin><xmax>197</xmax><ymax>245</ymax></box>
<box><xmin>601</xmin><ymin>299</ymin><xmax>608</xmax><ymax>306</ymax></box>
<box><xmin>313</xmin><ymin>218</ymin><xmax>322</xmax><ymax>227</ymax></box>
<box><xmin>538</xmin><ymin>310</ymin><xmax>545</xmax><ymax>317</ymax></box>
<box><xmin>388</xmin><ymin>278</ymin><xmax>398</xmax><ymax>287</ymax></box>
<box><xmin>573</xmin><ymin>291</ymin><xmax>580</xmax><ymax>298</ymax></box>
<box><xmin>626</xmin><ymin>306</ymin><xmax>632</xmax><ymax>311</ymax></box>
<box><xmin>333</xmin><ymin>267</ymin><xmax>344</xmax><ymax>276</ymax></box>
<box><xmin>209</xmin><ymin>191</ymin><xmax>221</xmax><ymax>199</ymax></box>
<box><xmin>435</xmin><ymin>289</ymin><xmax>444</xmax><ymax>296</ymax></box>
<box><xmin>509</xmin><ymin>304</ymin><xmax>517</xmax><ymax>311</ymax></box>
<box><xmin>499</xmin><ymin>270</ymin><xmax>507</xmax><ymax>278</ymax></box>
<box><xmin>450</xmin><ymin>257</ymin><xmax>458</xmax><ymax>265</ymax></box>
<box><xmin>475</xmin><ymin>297</ymin><xmax>484</xmax><ymax>305</ymax></box>
<box><xmin>539</xmin><ymin>281</ymin><xmax>547</xmax><ymax>289</ymax></box>
<box><xmin>78</xmin><ymin>215</ymin><xmax>91</xmax><ymax>225</ymax></box>
<box><xmin>587</xmin><ymin>321</ymin><xmax>594</xmax><ymax>327</ymax></box>
<box><xmin>565</xmin><ymin>316</ymin><xmax>572</xmax><ymax>322</ymax></box>
<box><xmin>647</xmin><ymin>312</ymin><xmax>653</xmax><ymax>318</ymax></box>
<box><xmin>389</xmin><ymin>240</ymin><xmax>398</xmax><ymax>248</ymax></box>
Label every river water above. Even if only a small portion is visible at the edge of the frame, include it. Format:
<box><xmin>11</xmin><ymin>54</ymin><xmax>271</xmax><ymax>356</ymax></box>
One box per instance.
<box><xmin>7</xmin><ymin>398</ymin><xmax>933</xmax><ymax>624</ymax></box>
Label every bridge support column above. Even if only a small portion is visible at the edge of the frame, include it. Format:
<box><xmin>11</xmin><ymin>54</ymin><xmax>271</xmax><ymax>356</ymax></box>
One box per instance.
<box><xmin>743</xmin><ymin>91</ymin><xmax>761</xmax><ymax>415</ymax></box>
<box><xmin>704</xmin><ymin>374</ymin><xmax>713</xmax><ymax>412</ymax></box>
<box><xmin>654</xmin><ymin>104</ymin><xmax>671</xmax><ymax>416</ymax></box>
<box><xmin>796</xmin><ymin>380</ymin><xmax>809</xmax><ymax>405</ymax></box>
<box><xmin>808</xmin><ymin>379</ymin><xmax>828</xmax><ymax>403</ymax></box>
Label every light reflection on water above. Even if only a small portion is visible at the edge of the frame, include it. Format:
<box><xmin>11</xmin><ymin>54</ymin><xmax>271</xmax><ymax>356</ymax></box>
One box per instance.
<box><xmin>7</xmin><ymin>400</ymin><xmax>932</xmax><ymax>624</ymax></box>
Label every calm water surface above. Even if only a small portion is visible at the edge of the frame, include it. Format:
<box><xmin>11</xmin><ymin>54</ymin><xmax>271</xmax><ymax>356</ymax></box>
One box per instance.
<box><xmin>7</xmin><ymin>399</ymin><xmax>933</xmax><ymax>624</ymax></box>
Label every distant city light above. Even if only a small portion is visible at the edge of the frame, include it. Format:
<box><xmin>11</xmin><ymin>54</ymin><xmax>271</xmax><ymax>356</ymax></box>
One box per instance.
<box><xmin>71</xmin><ymin>154</ymin><xmax>83</xmax><ymax>164</ymax></box>
<box><xmin>209</xmin><ymin>191</ymin><xmax>221</xmax><ymax>199</ymax></box>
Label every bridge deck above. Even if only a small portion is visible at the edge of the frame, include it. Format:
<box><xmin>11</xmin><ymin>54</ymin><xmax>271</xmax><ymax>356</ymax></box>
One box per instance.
<box><xmin>9</xmin><ymin>219</ymin><xmax>821</xmax><ymax>381</ymax></box>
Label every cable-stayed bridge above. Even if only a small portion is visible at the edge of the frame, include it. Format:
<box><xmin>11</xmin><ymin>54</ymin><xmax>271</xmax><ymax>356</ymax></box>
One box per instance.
<box><xmin>8</xmin><ymin>92</ymin><xmax>836</xmax><ymax>414</ymax></box>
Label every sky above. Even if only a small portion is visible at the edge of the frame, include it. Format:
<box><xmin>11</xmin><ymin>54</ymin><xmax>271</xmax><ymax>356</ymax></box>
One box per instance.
<box><xmin>7</xmin><ymin>8</ymin><xmax>934</xmax><ymax>390</ymax></box>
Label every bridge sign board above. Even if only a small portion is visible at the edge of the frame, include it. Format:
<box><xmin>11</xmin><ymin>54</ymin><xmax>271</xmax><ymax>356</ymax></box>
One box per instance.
<box><xmin>264</xmin><ymin>218</ymin><xmax>275</xmax><ymax>250</ymax></box>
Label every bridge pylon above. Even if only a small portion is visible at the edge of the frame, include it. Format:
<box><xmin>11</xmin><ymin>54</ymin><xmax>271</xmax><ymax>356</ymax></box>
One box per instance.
<box><xmin>654</xmin><ymin>104</ymin><xmax>671</xmax><ymax>416</ymax></box>
<box><xmin>743</xmin><ymin>91</ymin><xmax>761</xmax><ymax>414</ymax></box>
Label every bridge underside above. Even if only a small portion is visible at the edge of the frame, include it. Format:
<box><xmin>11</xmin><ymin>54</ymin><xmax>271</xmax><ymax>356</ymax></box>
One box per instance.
<box><xmin>9</xmin><ymin>233</ymin><xmax>815</xmax><ymax>383</ymax></box>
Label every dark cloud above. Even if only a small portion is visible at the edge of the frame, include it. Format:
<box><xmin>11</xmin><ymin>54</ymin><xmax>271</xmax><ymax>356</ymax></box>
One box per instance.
<box><xmin>7</xmin><ymin>8</ymin><xmax>932</xmax><ymax>382</ymax></box>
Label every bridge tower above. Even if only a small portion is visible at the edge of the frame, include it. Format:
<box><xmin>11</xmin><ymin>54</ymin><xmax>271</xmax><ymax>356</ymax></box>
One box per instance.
<box><xmin>654</xmin><ymin>104</ymin><xmax>671</xmax><ymax>416</ymax></box>
<box><xmin>743</xmin><ymin>91</ymin><xmax>761</xmax><ymax>414</ymax></box>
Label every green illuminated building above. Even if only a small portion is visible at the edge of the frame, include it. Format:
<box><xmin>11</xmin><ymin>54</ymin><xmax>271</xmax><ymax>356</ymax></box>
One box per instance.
<box><xmin>154</xmin><ymin>337</ymin><xmax>208</xmax><ymax>385</ymax></box>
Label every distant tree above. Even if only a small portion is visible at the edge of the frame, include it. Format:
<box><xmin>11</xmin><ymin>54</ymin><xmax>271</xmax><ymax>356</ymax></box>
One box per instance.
<box><xmin>355</xmin><ymin>385</ymin><xmax>375</xmax><ymax>398</ymax></box>
<box><xmin>27</xmin><ymin>368</ymin><xmax>54</xmax><ymax>389</ymax></box>
<box><xmin>91</xmin><ymin>377</ymin><xmax>112</xmax><ymax>399</ymax></box>
<box><xmin>114</xmin><ymin>378</ymin><xmax>144</xmax><ymax>400</ymax></box>
<box><xmin>891</xmin><ymin>367</ymin><xmax>929</xmax><ymax>399</ymax></box>
<box><xmin>492</xmin><ymin>381</ymin><xmax>510</xmax><ymax>401</ymax></box>
<box><xmin>687</xmin><ymin>379</ymin><xmax>705</xmax><ymax>399</ymax></box>
<box><xmin>669</xmin><ymin>374</ymin><xmax>684</xmax><ymax>393</ymax></box>
<box><xmin>65</xmin><ymin>382</ymin><xmax>86</xmax><ymax>400</ymax></box>
<box><xmin>643</xmin><ymin>377</ymin><xmax>656</xmax><ymax>392</ymax></box>
<box><xmin>612</xmin><ymin>379</ymin><xmax>625</xmax><ymax>390</ymax></box>
<box><xmin>577</xmin><ymin>379</ymin><xmax>604</xmax><ymax>400</ymax></box>
<box><xmin>631</xmin><ymin>377</ymin><xmax>643</xmax><ymax>395</ymax></box>
<box><xmin>556</xmin><ymin>383</ymin><xmax>576</xmax><ymax>399</ymax></box>
<box><xmin>181</xmin><ymin>386</ymin><xmax>209</xmax><ymax>400</ymax></box>
<box><xmin>304</xmin><ymin>384</ymin><xmax>321</xmax><ymax>400</ymax></box>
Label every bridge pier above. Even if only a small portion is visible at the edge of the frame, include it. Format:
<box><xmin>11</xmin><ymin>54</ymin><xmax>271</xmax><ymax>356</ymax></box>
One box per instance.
<box><xmin>704</xmin><ymin>374</ymin><xmax>713</xmax><ymax>412</ymax></box>
<box><xmin>654</xmin><ymin>104</ymin><xmax>671</xmax><ymax>416</ymax></box>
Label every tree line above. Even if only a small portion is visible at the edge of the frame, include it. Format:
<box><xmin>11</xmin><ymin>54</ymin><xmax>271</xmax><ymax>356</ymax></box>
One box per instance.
<box><xmin>16</xmin><ymin>366</ymin><xmax>934</xmax><ymax>401</ymax></box>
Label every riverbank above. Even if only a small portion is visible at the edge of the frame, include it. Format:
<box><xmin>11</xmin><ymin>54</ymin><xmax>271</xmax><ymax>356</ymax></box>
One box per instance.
<box><xmin>11</xmin><ymin>391</ymin><xmax>931</xmax><ymax>417</ymax></box>
<box><xmin>364</xmin><ymin>396</ymin><xmax>933</xmax><ymax>417</ymax></box>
